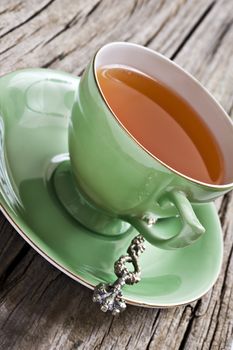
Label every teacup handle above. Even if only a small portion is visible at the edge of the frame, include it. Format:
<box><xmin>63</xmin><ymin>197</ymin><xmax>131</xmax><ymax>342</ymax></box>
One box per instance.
<box><xmin>128</xmin><ymin>190</ymin><xmax>205</xmax><ymax>250</ymax></box>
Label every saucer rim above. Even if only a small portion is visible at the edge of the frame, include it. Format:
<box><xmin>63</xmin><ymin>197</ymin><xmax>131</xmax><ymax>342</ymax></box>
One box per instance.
<box><xmin>0</xmin><ymin>203</ymin><xmax>223</xmax><ymax>309</ymax></box>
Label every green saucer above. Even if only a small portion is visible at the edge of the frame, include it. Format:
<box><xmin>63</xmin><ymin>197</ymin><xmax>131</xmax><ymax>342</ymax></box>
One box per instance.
<box><xmin>0</xmin><ymin>69</ymin><xmax>223</xmax><ymax>308</ymax></box>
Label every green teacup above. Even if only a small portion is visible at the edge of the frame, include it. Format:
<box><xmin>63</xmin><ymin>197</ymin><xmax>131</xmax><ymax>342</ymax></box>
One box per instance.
<box><xmin>54</xmin><ymin>42</ymin><xmax>233</xmax><ymax>250</ymax></box>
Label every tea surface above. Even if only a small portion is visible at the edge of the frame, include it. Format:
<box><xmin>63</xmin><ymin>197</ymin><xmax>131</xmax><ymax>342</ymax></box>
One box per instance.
<box><xmin>97</xmin><ymin>65</ymin><xmax>225</xmax><ymax>185</ymax></box>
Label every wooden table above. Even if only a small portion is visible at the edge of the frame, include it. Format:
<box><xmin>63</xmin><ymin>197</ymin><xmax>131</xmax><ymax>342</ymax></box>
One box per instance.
<box><xmin>0</xmin><ymin>1</ymin><xmax>232</xmax><ymax>349</ymax></box>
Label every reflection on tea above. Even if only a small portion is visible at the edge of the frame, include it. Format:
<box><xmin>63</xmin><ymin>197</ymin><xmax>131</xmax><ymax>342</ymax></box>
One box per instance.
<box><xmin>97</xmin><ymin>65</ymin><xmax>225</xmax><ymax>185</ymax></box>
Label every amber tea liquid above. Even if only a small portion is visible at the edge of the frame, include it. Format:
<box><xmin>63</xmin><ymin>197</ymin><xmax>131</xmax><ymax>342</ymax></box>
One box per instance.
<box><xmin>97</xmin><ymin>65</ymin><xmax>225</xmax><ymax>185</ymax></box>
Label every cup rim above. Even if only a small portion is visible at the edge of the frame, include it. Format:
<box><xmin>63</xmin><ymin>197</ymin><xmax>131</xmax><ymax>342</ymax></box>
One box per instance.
<box><xmin>93</xmin><ymin>41</ymin><xmax>233</xmax><ymax>190</ymax></box>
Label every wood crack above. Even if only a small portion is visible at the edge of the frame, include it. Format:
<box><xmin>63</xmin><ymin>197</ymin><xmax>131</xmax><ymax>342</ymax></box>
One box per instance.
<box><xmin>144</xmin><ymin>1</ymin><xmax>185</xmax><ymax>47</ymax></box>
<box><xmin>35</xmin><ymin>272</ymin><xmax>62</xmax><ymax>303</ymax></box>
<box><xmin>42</xmin><ymin>53</ymin><xmax>65</xmax><ymax>68</ymax></box>
<box><xmin>129</xmin><ymin>0</ymin><xmax>138</xmax><ymax>17</ymax></box>
<box><xmin>144</xmin><ymin>2</ymin><xmax>184</xmax><ymax>46</ymax></box>
<box><xmin>145</xmin><ymin>310</ymin><xmax>161</xmax><ymax>349</ymax></box>
<box><xmin>86</xmin><ymin>0</ymin><xmax>102</xmax><ymax>17</ymax></box>
<box><xmin>170</xmin><ymin>1</ymin><xmax>216</xmax><ymax>60</ymax></box>
<box><xmin>0</xmin><ymin>244</ymin><xmax>30</xmax><ymax>289</ymax></box>
<box><xmin>200</xmin><ymin>301</ymin><xmax>219</xmax><ymax>350</ymax></box>
<box><xmin>0</xmin><ymin>0</ymin><xmax>56</xmax><ymax>40</ymax></box>
<box><xmin>41</xmin><ymin>45</ymin><xmax>78</xmax><ymax>68</ymax></box>
<box><xmin>177</xmin><ymin>300</ymin><xmax>202</xmax><ymax>349</ymax></box>
<box><xmin>125</xmin><ymin>335</ymin><xmax>132</xmax><ymax>349</ymax></box>
<box><xmin>0</xmin><ymin>252</ymin><xmax>36</xmax><ymax>305</ymax></box>
<box><xmin>0</xmin><ymin>294</ymin><xmax>27</xmax><ymax>332</ymax></box>
<box><xmin>218</xmin><ymin>192</ymin><xmax>232</xmax><ymax>226</ymax></box>
<box><xmin>42</xmin><ymin>12</ymin><xmax>82</xmax><ymax>47</ymax></box>
<box><xmin>151</xmin><ymin>309</ymin><xmax>161</xmax><ymax>330</ymax></box>
<box><xmin>0</xmin><ymin>33</ymin><xmax>26</xmax><ymax>55</ymax></box>
<box><xmin>219</xmin><ymin>242</ymin><xmax>233</xmax><ymax>301</ymax></box>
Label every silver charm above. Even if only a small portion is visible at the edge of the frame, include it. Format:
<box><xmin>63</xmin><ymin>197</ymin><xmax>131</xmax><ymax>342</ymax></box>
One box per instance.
<box><xmin>93</xmin><ymin>234</ymin><xmax>145</xmax><ymax>315</ymax></box>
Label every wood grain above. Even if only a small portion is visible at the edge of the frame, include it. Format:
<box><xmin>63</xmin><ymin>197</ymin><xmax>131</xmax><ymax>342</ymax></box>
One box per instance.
<box><xmin>0</xmin><ymin>0</ymin><xmax>232</xmax><ymax>349</ymax></box>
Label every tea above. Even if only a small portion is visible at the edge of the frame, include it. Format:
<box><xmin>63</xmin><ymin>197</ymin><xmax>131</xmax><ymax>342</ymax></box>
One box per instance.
<box><xmin>97</xmin><ymin>65</ymin><xmax>225</xmax><ymax>185</ymax></box>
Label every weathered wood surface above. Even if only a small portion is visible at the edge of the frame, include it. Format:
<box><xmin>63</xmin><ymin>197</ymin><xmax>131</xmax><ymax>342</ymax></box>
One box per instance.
<box><xmin>0</xmin><ymin>0</ymin><xmax>233</xmax><ymax>349</ymax></box>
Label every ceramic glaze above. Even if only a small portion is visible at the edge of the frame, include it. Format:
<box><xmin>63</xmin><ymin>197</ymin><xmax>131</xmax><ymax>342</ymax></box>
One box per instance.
<box><xmin>68</xmin><ymin>42</ymin><xmax>233</xmax><ymax>249</ymax></box>
<box><xmin>0</xmin><ymin>68</ymin><xmax>223</xmax><ymax>306</ymax></box>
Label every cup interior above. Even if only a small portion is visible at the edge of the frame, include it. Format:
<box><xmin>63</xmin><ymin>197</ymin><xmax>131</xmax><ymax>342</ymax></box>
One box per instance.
<box><xmin>94</xmin><ymin>42</ymin><xmax>233</xmax><ymax>187</ymax></box>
